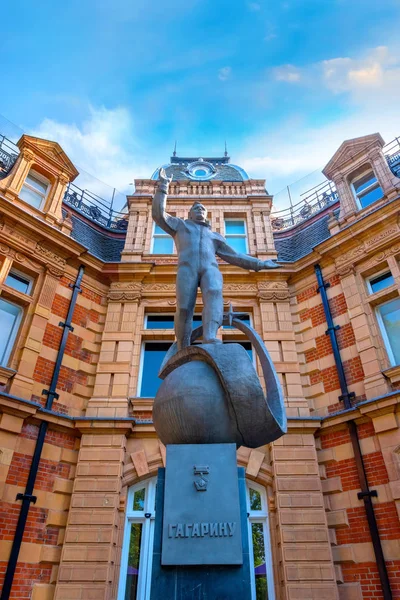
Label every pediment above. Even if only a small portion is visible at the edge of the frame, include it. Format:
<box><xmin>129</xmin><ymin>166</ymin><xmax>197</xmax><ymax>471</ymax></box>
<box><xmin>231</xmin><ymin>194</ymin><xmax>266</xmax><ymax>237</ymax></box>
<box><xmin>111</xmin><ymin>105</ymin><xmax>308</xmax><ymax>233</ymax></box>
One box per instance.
<box><xmin>17</xmin><ymin>135</ymin><xmax>79</xmax><ymax>181</ymax></box>
<box><xmin>323</xmin><ymin>133</ymin><xmax>384</xmax><ymax>179</ymax></box>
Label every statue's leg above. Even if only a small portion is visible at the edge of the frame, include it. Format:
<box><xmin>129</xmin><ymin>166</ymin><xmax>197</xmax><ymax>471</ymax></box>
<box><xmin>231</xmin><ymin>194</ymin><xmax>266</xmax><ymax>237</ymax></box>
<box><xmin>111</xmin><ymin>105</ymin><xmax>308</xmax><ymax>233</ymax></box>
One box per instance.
<box><xmin>200</xmin><ymin>267</ymin><xmax>223</xmax><ymax>344</ymax></box>
<box><xmin>175</xmin><ymin>265</ymin><xmax>198</xmax><ymax>351</ymax></box>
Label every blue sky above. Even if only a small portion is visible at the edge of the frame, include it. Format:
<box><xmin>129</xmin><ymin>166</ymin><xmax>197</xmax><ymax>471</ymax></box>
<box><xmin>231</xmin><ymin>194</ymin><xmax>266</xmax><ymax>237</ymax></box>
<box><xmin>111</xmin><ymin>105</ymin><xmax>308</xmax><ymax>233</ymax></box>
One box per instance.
<box><xmin>2</xmin><ymin>0</ymin><xmax>400</xmax><ymax>210</ymax></box>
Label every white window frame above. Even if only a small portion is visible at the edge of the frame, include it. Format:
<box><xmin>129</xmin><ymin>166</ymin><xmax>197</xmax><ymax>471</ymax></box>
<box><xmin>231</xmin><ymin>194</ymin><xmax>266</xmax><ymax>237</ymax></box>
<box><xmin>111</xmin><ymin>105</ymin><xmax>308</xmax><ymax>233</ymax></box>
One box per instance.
<box><xmin>224</xmin><ymin>218</ymin><xmax>249</xmax><ymax>253</ymax></box>
<box><xmin>375</xmin><ymin>298</ymin><xmax>400</xmax><ymax>366</ymax></box>
<box><xmin>117</xmin><ymin>478</ymin><xmax>157</xmax><ymax>600</ymax></box>
<box><xmin>137</xmin><ymin>341</ymin><xmax>172</xmax><ymax>397</ymax></box>
<box><xmin>20</xmin><ymin>169</ymin><xmax>50</xmax><ymax>210</ymax></box>
<box><xmin>0</xmin><ymin>298</ymin><xmax>23</xmax><ymax>366</ymax></box>
<box><xmin>350</xmin><ymin>168</ymin><xmax>383</xmax><ymax>210</ymax></box>
<box><xmin>150</xmin><ymin>222</ymin><xmax>175</xmax><ymax>255</ymax></box>
<box><xmin>366</xmin><ymin>269</ymin><xmax>395</xmax><ymax>295</ymax></box>
<box><xmin>246</xmin><ymin>480</ymin><xmax>275</xmax><ymax>600</ymax></box>
<box><xmin>5</xmin><ymin>268</ymin><xmax>34</xmax><ymax>295</ymax></box>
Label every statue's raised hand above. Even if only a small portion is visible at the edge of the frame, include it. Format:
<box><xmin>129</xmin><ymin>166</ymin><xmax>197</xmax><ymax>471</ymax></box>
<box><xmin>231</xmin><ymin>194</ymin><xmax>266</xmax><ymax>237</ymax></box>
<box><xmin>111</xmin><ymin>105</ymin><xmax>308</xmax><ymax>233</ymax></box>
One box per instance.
<box><xmin>158</xmin><ymin>168</ymin><xmax>172</xmax><ymax>191</ymax></box>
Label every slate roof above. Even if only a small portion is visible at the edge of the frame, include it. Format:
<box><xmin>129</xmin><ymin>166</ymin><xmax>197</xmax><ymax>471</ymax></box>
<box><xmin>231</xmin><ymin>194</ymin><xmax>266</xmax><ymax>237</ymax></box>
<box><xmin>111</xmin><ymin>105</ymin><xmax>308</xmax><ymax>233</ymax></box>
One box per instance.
<box><xmin>69</xmin><ymin>213</ymin><xmax>125</xmax><ymax>262</ymax></box>
<box><xmin>151</xmin><ymin>155</ymin><xmax>249</xmax><ymax>182</ymax></box>
<box><xmin>273</xmin><ymin>211</ymin><xmax>338</xmax><ymax>262</ymax></box>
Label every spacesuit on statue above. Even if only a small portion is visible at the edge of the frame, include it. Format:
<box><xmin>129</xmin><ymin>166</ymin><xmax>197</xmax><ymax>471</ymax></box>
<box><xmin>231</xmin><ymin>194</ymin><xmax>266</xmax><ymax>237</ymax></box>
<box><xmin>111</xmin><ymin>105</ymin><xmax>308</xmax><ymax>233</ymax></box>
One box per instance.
<box><xmin>152</xmin><ymin>168</ymin><xmax>279</xmax><ymax>350</ymax></box>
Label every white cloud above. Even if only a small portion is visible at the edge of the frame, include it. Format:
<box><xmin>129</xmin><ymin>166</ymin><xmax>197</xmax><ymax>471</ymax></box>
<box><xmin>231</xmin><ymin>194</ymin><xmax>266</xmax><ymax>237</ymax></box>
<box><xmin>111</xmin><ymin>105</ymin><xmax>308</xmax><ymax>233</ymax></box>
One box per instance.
<box><xmin>218</xmin><ymin>66</ymin><xmax>232</xmax><ymax>81</ymax></box>
<box><xmin>32</xmin><ymin>106</ymin><xmax>151</xmax><ymax>210</ymax></box>
<box><xmin>273</xmin><ymin>64</ymin><xmax>301</xmax><ymax>82</ymax></box>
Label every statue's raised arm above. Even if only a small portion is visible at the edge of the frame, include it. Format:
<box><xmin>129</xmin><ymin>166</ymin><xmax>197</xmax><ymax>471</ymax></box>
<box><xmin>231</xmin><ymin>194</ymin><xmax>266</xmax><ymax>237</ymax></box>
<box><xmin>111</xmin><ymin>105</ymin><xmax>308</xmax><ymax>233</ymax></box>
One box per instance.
<box><xmin>152</xmin><ymin>168</ymin><xmax>180</xmax><ymax>236</ymax></box>
<box><xmin>216</xmin><ymin>238</ymin><xmax>280</xmax><ymax>271</ymax></box>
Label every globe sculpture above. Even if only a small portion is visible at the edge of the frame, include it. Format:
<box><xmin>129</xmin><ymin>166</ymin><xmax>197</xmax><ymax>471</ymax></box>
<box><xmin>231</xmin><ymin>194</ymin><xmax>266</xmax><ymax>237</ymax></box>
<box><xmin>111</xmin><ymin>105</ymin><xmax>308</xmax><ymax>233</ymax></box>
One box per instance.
<box><xmin>153</xmin><ymin>314</ymin><xmax>287</xmax><ymax>448</ymax></box>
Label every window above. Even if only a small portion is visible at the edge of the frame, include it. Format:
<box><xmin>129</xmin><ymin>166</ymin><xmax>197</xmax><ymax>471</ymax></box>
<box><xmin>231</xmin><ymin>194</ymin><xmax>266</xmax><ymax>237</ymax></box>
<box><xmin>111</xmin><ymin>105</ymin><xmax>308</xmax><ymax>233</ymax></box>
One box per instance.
<box><xmin>0</xmin><ymin>299</ymin><xmax>23</xmax><ymax>365</ymax></box>
<box><xmin>118</xmin><ymin>478</ymin><xmax>157</xmax><ymax>600</ymax></box>
<box><xmin>151</xmin><ymin>224</ymin><xmax>174</xmax><ymax>254</ymax></box>
<box><xmin>20</xmin><ymin>170</ymin><xmax>49</xmax><ymax>209</ymax></box>
<box><xmin>5</xmin><ymin>269</ymin><xmax>33</xmax><ymax>295</ymax></box>
<box><xmin>376</xmin><ymin>298</ymin><xmax>400</xmax><ymax>366</ymax></box>
<box><xmin>246</xmin><ymin>482</ymin><xmax>274</xmax><ymax>600</ymax></box>
<box><xmin>367</xmin><ymin>271</ymin><xmax>395</xmax><ymax>294</ymax></box>
<box><xmin>138</xmin><ymin>342</ymin><xmax>172</xmax><ymax>397</ymax></box>
<box><xmin>225</xmin><ymin>219</ymin><xmax>248</xmax><ymax>253</ymax></box>
<box><xmin>118</xmin><ymin>478</ymin><xmax>274</xmax><ymax>600</ymax></box>
<box><xmin>351</xmin><ymin>169</ymin><xmax>383</xmax><ymax>209</ymax></box>
<box><xmin>145</xmin><ymin>315</ymin><xmax>202</xmax><ymax>330</ymax></box>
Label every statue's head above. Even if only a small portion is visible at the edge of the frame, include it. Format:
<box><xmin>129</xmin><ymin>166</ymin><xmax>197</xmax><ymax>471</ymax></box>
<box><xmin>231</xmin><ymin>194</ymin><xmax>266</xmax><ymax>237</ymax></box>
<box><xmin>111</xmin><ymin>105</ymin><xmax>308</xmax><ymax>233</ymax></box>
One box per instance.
<box><xmin>189</xmin><ymin>202</ymin><xmax>208</xmax><ymax>223</ymax></box>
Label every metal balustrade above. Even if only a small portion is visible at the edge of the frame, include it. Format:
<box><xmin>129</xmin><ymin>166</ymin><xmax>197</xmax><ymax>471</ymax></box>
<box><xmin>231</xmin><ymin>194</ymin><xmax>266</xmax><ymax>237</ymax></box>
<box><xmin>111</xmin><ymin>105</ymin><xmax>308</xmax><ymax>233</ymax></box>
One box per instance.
<box><xmin>0</xmin><ymin>132</ymin><xmax>399</xmax><ymax>232</ymax></box>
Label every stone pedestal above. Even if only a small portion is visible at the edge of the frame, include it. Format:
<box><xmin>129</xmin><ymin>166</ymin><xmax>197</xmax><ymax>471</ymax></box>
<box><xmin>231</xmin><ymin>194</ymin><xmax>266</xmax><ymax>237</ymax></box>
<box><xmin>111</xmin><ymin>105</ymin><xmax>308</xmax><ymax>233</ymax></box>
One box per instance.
<box><xmin>150</xmin><ymin>444</ymin><xmax>252</xmax><ymax>600</ymax></box>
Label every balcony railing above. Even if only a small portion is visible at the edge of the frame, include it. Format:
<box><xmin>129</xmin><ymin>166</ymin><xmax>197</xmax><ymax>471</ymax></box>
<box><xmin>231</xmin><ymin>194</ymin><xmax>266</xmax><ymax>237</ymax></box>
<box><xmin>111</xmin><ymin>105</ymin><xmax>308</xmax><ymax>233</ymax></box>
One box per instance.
<box><xmin>0</xmin><ymin>136</ymin><xmax>18</xmax><ymax>178</ymax></box>
<box><xmin>64</xmin><ymin>182</ymin><xmax>128</xmax><ymax>231</ymax></box>
<box><xmin>271</xmin><ymin>136</ymin><xmax>400</xmax><ymax>232</ymax></box>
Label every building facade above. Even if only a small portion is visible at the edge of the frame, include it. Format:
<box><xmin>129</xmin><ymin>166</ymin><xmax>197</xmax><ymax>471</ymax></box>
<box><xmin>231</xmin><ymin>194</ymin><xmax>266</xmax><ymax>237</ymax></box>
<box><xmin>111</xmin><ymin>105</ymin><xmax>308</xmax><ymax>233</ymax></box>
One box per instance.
<box><xmin>0</xmin><ymin>130</ymin><xmax>399</xmax><ymax>600</ymax></box>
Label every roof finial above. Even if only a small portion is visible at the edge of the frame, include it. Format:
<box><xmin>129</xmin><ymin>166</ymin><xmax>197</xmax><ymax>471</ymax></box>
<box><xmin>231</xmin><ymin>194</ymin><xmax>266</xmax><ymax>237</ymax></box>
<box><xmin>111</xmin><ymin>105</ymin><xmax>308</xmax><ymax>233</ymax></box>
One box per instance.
<box><xmin>224</xmin><ymin>140</ymin><xmax>228</xmax><ymax>157</ymax></box>
<box><xmin>173</xmin><ymin>141</ymin><xmax>177</xmax><ymax>157</ymax></box>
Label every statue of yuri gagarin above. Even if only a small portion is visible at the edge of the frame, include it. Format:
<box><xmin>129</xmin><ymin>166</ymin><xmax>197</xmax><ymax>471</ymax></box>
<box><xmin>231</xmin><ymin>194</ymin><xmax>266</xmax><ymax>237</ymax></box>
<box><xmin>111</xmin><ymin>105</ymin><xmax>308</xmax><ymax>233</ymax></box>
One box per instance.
<box><xmin>152</xmin><ymin>168</ymin><xmax>279</xmax><ymax>351</ymax></box>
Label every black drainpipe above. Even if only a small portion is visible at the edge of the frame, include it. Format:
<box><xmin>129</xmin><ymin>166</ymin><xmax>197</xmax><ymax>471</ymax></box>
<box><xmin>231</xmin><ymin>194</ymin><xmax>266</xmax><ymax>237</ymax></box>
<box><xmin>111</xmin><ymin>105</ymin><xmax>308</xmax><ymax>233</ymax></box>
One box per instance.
<box><xmin>315</xmin><ymin>264</ymin><xmax>392</xmax><ymax>600</ymax></box>
<box><xmin>1</xmin><ymin>265</ymin><xmax>84</xmax><ymax>600</ymax></box>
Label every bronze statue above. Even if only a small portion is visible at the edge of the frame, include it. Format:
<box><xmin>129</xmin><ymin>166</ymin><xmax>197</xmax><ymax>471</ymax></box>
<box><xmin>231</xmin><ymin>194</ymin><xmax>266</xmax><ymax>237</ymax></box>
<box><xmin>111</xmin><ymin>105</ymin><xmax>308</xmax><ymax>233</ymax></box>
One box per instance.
<box><xmin>152</xmin><ymin>168</ymin><xmax>279</xmax><ymax>350</ymax></box>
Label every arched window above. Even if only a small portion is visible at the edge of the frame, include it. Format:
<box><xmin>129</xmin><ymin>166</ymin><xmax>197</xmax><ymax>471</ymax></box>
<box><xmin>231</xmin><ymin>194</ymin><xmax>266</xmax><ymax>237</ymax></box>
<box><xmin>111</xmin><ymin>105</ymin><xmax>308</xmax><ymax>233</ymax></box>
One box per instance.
<box><xmin>246</xmin><ymin>480</ymin><xmax>275</xmax><ymax>600</ymax></box>
<box><xmin>117</xmin><ymin>478</ymin><xmax>157</xmax><ymax>600</ymax></box>
<box><xmin>118</xmin><ymin>477</ymin><xmax>274</xmax><ymax>600</ymax></box>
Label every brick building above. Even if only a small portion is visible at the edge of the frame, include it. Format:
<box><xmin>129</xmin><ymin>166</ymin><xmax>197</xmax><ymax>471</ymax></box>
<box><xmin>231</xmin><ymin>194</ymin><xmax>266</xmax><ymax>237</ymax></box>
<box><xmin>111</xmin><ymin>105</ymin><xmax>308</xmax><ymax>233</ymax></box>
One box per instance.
<box><xmin>0</xmin><ymin>129</ymin><xmax>399</xmax><ymax>600</ymax></box>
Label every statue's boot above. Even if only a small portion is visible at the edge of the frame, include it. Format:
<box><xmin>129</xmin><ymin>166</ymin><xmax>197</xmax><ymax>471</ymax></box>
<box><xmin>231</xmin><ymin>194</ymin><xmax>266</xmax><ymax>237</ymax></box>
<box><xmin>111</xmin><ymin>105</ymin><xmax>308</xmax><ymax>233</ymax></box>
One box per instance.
<box><xmin>203</xmin><ymin>319</ymin><xmax>222</xmax><ymax>345</ymax></box>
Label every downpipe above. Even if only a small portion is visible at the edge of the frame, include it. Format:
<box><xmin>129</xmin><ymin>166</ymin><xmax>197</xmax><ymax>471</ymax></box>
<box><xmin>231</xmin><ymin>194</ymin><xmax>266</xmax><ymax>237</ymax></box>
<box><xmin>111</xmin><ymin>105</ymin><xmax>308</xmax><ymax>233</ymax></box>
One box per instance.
<box><xmin>0</xmin><ymin>265</ymin><xmax>84</xmax><ymax>600</ymax></box>
<box><xmin>314</xmin><ymin>264</ymin><xmax>392</xmax><ymax>600</ymax></box>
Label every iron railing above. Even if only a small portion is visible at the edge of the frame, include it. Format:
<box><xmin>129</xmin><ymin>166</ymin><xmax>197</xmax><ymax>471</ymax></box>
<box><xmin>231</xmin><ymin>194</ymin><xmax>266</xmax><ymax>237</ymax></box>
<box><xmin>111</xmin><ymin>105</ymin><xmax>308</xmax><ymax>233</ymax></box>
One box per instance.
<box><xmin>0</xmin><ymin>136</ymin><xmax>18</xmax><ymax>177</ymax></box>
<box><xmin>63</xmin><ymin>182</ymin><xmax>128</xmax><ymax>231</ymax></box>
<box><xmin>1</xmin><ymin>131</ymin><xmax>400</xmax><ymax>233</ymax></box>
<box><xmin>271</xmin><ymin>136</ymin><xmax>400</xmax><ymax>231</ymax></box>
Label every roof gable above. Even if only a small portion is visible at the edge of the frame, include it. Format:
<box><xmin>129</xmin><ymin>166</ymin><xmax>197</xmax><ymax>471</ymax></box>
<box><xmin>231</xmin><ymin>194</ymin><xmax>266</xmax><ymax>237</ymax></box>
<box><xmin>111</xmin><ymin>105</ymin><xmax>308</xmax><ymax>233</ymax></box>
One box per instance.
<box><xmin>323</xmin><ymin>133</ymin><xmax>384</xmax><ymax>179</ymax></box>
<box><xmin>17</xmin><ymin>135</ymin><xmax>79</xmax><ymax>181</ymax></box>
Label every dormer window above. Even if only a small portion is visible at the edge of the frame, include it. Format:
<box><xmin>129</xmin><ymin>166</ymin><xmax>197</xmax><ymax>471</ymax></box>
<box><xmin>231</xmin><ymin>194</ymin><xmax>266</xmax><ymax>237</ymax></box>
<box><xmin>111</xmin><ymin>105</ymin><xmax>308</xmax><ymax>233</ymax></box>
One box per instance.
<box><xmin>350</xmin><ymin>168</ymin><xmax>383</xmax><ymax>209</ymax></box>
<box><xmin>20</xmin><ymin>170</ymin><xmax>49</xmax><ymax>209</ymax></box>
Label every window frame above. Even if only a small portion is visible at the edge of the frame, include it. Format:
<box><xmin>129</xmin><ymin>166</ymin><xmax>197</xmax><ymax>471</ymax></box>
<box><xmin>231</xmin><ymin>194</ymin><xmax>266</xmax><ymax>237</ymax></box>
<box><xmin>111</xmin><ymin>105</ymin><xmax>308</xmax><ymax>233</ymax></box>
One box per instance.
<box><xmin>150</xmin><ymin>222</ymin><xmax>175</xmax><ymax>255</ymax></box>
<box><xmin>350</xmin><ymin>168</ymin><xmax>383</xmax><ymax>210</ymax></box>
<box><xmin>246</xmin><ymin>480</ymin><xmax>275</xmax><ymax>600</ymax></box>
<box><xmin>4</xmin><ymin>268</ymin><xmax>34</xmax><ymax>295</ymax></box>
<box><xmin>19</xmin><ymin>169</ymin><xmax>50</xmax><ymax>211</ymax></box>
<box><xmin>366</xmin><ymin>269</ymin><xmax>395</xmax><ymax>295</ymax></box>
<box><xmin>375</xmin><ymin>297</ymin><xmax>400</xmax><ymax>367</ymax></box>
<box><xmin>117</xmin><ymin>478</ymin><xmax>157</xmax><ymax>600</ymax></box>
<box><xmin>224</xmin><ymin>218</ymin><xmax>249</xmax><ymax>253</ymax></box>
<box><xmin>0</xmin><ymin>297</ymin><xmax>23</xmax><ymax>366</ymax></box>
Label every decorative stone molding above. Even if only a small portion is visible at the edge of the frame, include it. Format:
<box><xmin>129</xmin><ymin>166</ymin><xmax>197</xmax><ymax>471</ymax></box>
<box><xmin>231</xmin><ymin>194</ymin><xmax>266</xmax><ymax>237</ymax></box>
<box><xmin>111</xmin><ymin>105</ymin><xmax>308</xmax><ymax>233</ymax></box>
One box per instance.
<box><xmin>0</xmin><ymin>243</ymin><xmax>36</xmax><ymax>269</ymax></box>
<box><xmin>336</xmin><ymin>264</ymin><xmax>356</xmax><ymax>278</ymax></box>
<box><xmin>257</xmin><ymin>281</ymin><xmax>290</xmax><ymax>301</ymax></box>
<box><xmin>35</xmin><ymin>242</ymin><xmax>66</xmax><ymax>267</ymax></box>
<box><xmin>45</xmin><ymin>264</ymin><xmax>65</xmax><ymax>278</ymax></box>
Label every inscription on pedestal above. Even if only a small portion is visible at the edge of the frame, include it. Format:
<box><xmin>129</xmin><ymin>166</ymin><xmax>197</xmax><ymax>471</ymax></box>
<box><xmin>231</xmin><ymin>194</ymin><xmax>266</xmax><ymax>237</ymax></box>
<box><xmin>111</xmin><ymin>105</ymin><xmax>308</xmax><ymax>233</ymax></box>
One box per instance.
<box><xmin>162</xmin><ymin>444</ymin><xmax>243</xmax><ymax>565</ymax></box>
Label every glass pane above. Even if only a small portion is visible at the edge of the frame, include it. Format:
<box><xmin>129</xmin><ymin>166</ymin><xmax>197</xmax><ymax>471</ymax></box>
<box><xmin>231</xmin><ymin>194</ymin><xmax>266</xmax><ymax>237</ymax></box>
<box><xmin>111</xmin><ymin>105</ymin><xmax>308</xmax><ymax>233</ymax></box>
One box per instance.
<box><xmin>252</xmin><ymin>523</ymin><xmax>267</xmax><ymax>600</ymax></box>
<box><xmin>125</xmin><ymin>523</ymin><xmax>143</xmax><ymax>600</ymax></box>
<box><xmin>26</xmin><ymin>173</ymin><xmax>48</xmax><ymax>194</ymax></box>
<box><xmin>226</xmin><ymin>236</ymin><xmax>248</xmax><ymax>254</ymax></box>
<box><xmin>0</xmin><ymin>299</ymin><xmax>21</xmax><ymax>364</ymax></box>
<box><xmin>225</xmin><ymin>220</ymin><xmax>245</xmax><ymax>234</ymax></box>
<box><xmin>140</xmin><ymin>342</ymin><xmax>172</xmax><ymax>397</ymax></box>
<box><xmin>194</xmin><ymin>169</ymin><xmax>207</xmax><ymax>177</ymax></box>
<box><xmin>359</xmin><ymin>185</ymin><xmax>383</xmax><ymax>208</ymax></box>
<box><xmin>223</xmin><ymin>314</ymin><xmax>250</xmax><ymax>329</ymax></box>
<box><xmin>146</xmin><ymin>315</ymin><xmax>175</xmax><ymax>329</ymax></box>
<box><xmin>353</xmin><ymin>172</ymin><xmax>377</xmax><ymax>194</ymax></box>
<box><xmin>19</xmin><ymin>185</ymin><xmax>43</xmax><ymax>209</ymax></box>
<box><xmin>5</xmin><ymin>272</ymin><xmax>31</xmax><ymax>294</ymax></box>
<box><xmin>154</xmin><ymin>224</ymin><xmax>166</xmax><ymax>235</ymax></box>
<box><xmin>379</xmin><ymin>299</ymin><xmax>400</xmax><ymax>364</ymax></box>
<box><xmin>152</xmin><ymin>236</ymin><xmax>174</xmax><ymax>254</ymax></box>
<box><xmin>133</xmin><ymin>488</ymin><xmax>145</xmax><ymax>511</ymax></box>
<box><xmin>250</xmin><ymin>488</ymin><xmax>262</xmax><ymax>511</ymax></box>
<box><xmin>370</xmin><ymin>272</ymin><xmax>394</xmax><ymax>294</ymax></box>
